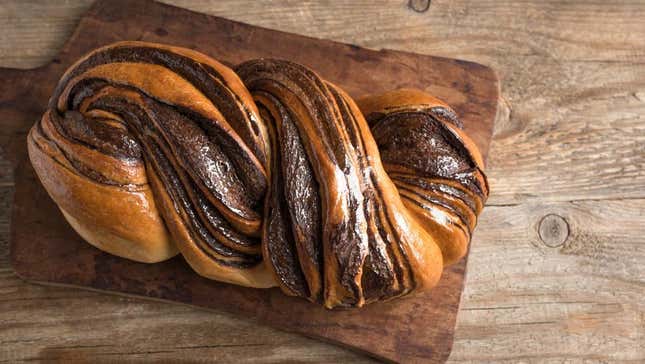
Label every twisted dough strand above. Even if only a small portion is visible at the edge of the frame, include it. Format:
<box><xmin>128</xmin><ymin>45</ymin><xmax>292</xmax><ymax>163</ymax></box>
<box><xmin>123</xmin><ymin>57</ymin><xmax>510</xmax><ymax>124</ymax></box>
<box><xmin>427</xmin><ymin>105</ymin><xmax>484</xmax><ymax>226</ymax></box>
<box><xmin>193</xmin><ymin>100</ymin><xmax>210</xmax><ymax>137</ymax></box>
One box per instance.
<box><xmin>28</xmin><ymin>42</ymin><xmax>488</xmax><ymax>308</ymax></box>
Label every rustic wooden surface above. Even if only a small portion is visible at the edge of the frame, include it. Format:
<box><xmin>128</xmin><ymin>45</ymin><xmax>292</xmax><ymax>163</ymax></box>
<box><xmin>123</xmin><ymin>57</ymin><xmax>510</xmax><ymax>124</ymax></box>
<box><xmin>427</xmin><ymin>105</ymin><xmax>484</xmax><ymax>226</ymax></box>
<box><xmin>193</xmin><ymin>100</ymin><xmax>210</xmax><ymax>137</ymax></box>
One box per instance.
<box><xmin>3</xmin><ymin>1</ymin><xmax>498</xmax><ymax>361</ymax></box>
<box><xmin>0</xmin><ymin>0</ymin><xmax>643</xmax><ymax>363</ymax></box>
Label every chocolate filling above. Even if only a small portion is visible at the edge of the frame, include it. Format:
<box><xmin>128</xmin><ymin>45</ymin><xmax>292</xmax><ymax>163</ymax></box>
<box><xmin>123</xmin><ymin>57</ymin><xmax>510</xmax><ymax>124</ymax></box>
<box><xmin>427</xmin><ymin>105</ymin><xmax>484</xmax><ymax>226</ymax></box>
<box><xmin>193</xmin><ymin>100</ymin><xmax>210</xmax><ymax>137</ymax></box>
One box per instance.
<box><xmin>371</xmin><ymin>111</ymin><xmax>486</xmax><ymax>196</ymax></box>
<box><xmin>86</xmin><ymin>94</ymin><xmax>261</xmax><ymax>266</ymax></box>
<box><xmin>255</xmin><ymin>92</ymin><xmax>324</xmax><ymax>302</ymax></box>
<box><xmin>51</xmin><ymin>45</ymin><xmax>266</xmax><ymax>165</ymax></box>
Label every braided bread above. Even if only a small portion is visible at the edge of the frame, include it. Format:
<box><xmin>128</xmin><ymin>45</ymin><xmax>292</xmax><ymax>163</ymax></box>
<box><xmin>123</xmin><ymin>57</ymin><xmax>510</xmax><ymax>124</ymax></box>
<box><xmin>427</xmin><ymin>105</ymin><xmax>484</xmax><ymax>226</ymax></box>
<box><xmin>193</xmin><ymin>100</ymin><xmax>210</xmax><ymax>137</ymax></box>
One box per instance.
<box><xmin>27</xmin><ymin>42</ymin><xmax>488</xmax><ymax>308</ymax></box>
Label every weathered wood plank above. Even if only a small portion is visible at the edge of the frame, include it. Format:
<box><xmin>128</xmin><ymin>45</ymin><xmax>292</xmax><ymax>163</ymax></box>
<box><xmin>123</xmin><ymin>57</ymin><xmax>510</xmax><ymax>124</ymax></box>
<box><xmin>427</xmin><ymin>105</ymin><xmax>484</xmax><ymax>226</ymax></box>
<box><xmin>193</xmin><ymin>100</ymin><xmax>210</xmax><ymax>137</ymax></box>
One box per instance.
<box><xmin>1</xmin><ymin>0</ymin><xmax>644</xmax><ymax>362</ymax></box>
<box><xmin>0</xmin><ymin>187</ymin><xmax>11</xmax><ymax>267</ymax></box>
<box><xmin>0</xmin><ymin>269</ymin><xmax>372</xmax><ymax>363</ymax></box>
<box><xmin>455</xmin><ymin>198</ymin><xmax>645</xmax><ymax>362</ymax></box>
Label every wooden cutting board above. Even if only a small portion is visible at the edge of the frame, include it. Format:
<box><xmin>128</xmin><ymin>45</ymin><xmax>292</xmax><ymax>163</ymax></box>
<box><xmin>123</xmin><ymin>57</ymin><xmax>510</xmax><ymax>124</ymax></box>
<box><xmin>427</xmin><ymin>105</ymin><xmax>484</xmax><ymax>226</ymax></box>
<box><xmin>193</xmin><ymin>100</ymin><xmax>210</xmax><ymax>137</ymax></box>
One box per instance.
<box><xmin>1</xmin><ymin>0</ymin><xmax>499</xmax><ymax>362</ymax></box>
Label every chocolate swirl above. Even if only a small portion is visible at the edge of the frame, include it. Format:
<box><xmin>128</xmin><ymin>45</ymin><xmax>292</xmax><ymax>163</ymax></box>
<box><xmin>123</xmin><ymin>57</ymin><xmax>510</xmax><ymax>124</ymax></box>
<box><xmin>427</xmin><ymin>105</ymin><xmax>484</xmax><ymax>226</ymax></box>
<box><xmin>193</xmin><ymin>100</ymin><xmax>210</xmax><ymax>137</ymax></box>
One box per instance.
<box><xmin>28</xmin><ymin>42</ymin><xmax>488</xmax><ymax>308</ymax></box>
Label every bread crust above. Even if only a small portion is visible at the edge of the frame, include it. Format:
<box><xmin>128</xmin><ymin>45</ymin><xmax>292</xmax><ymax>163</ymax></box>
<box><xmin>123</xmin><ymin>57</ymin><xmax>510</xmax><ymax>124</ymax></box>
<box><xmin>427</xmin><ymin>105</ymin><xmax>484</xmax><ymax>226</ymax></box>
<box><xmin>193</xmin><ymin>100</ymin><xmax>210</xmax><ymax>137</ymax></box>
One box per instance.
<box><xmin>28</xmin><ymin>123</ymin><xmax>177</xmax><ymax>263</ymax></box>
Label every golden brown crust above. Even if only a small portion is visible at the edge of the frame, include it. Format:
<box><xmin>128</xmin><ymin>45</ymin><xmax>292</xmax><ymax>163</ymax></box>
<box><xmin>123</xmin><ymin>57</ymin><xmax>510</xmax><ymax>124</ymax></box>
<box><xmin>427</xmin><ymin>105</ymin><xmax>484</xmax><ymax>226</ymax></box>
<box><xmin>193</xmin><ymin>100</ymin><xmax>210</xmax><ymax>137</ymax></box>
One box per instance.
<box><xmin>27</xmin><ymin>124</ymin><xmax>177</xmax><ymax>263</ymax></box>
<box><xmin>29</xmin><ymin>42</ymin><xmax>488</xmax><ymax>308</ymax></box>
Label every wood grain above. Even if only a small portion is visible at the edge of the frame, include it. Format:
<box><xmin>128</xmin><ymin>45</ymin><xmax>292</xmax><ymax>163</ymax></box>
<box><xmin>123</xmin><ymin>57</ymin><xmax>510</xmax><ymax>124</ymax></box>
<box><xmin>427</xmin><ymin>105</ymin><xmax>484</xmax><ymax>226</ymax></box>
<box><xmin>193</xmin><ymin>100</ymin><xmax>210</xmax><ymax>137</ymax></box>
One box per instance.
<box><xmin>4</xmin><ymin>1</ymin><xmax>499</xmax><ymax>362</ymax></box>
<box><xmin>1</xmin><ymin>0</ymin><xmax>644</xmax><ymax>363</ymax></box>
<box><xmin>3</xmin><ymin>0</ymin><xmax>498</xmax><ymax>362</ymax></box>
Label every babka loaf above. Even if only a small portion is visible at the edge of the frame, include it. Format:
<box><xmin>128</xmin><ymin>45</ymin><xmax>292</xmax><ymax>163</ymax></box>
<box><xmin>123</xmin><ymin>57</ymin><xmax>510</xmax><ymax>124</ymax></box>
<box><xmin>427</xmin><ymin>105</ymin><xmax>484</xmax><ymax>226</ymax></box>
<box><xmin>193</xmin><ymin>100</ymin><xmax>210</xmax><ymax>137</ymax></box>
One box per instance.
<box><xmin>28</xmin><ymin>41</ymin><xmax>488</xmax><ymax>308</ymax></box>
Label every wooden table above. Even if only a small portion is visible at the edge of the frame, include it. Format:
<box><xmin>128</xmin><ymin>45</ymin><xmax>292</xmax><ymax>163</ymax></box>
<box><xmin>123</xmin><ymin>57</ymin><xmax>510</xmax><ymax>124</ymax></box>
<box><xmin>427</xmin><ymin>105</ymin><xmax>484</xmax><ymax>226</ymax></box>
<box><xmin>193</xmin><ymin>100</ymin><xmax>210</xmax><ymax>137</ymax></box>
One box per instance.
<box><xmin>1</xmin><ymin>1</ymin><xmax>643</xmax><ymax>362</ymax></box>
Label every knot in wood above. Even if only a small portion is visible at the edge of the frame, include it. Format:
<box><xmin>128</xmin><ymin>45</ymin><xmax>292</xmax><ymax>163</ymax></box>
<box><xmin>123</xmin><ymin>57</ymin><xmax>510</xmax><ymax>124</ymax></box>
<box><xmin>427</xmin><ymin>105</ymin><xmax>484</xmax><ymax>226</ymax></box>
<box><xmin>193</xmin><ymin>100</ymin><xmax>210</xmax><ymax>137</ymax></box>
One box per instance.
<box><xmin>408</xmin><ymin>0</ymin><xmax>431</xmax><ymax>13</ymax></box>
<box><xmin>538</xmin><ymin>214</ymin><xmax>569</xmax><ymax>248</ymax></box>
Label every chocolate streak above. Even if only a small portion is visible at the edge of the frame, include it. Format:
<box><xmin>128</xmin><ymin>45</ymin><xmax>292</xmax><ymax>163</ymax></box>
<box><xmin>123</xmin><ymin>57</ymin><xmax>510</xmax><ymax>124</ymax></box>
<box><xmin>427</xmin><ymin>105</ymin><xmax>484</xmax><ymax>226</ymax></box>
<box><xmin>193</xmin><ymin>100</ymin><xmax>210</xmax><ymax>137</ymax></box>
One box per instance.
<box><xmin>237</xmin><ymin>60</ymin><xmax>425</xmax><ymax>308</ymax></box>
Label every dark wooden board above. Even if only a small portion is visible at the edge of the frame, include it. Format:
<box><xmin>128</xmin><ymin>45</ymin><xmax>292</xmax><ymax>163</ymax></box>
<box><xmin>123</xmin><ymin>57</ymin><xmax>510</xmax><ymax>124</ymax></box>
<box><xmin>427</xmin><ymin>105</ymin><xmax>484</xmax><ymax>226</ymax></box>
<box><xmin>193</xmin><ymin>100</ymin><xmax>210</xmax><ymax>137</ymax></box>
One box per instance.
<box><xmin>0</xmin><ymin>0</ymin><xmax>499</xmax><ymax>362</ymax></box>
